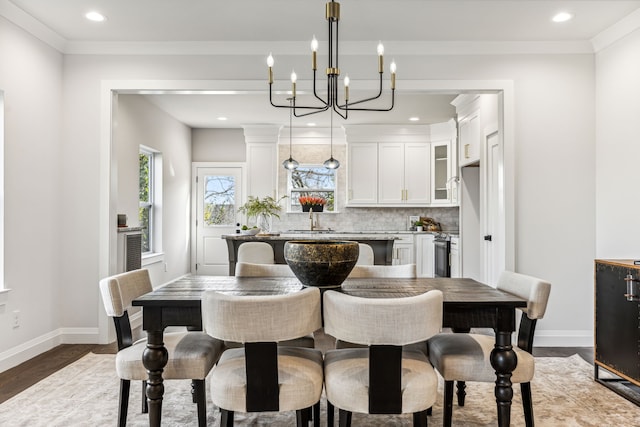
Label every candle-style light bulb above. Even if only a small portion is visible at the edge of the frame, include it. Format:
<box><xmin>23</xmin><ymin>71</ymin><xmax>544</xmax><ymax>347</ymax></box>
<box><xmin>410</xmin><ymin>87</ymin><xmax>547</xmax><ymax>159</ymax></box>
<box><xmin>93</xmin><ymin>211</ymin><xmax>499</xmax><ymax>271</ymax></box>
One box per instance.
<box><xmin>344</xmin><ymin>75</ymin><xmax>350</xmax><ymax>101</ymax></box>
<box><xmin>377</xmin><ymin>42</ymin><xmax>384</xmax><ymax>73</ymax></box>
<box><xmin>390</xmin><ymin>61</ymin><xmax>397</xmax><ymax>90</ymax></box>
<box><xmin>291</xmin><ymin>70</ymin><xmax>297</xmax><ymax>98</ymax></box>
<box><xmin>311</xmin><ymin>36</ymin><xmax>318</xmax><ymax>70</ymax></box>
<box><xmin>267</xmin><ymin>53</ymin><xmax>274</xmax><ymax>84</ymax></box>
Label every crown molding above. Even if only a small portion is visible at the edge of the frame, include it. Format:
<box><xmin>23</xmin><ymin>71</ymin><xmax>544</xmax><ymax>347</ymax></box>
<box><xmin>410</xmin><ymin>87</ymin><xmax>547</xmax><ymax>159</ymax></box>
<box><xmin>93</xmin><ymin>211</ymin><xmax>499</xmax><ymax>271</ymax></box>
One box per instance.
<box><xmin>591</xmin><ymin>7</ymin><xmax>640</xmax><ymax>53</ymax></box>
<box><xmin>0</xmin><ymin>0</ymin><xmax>65</xmax><ymax>51</ymax></box>
<box><xmin>62</xmin><ymin>40</ymin><xmax>595</xmax><ymax>56</ymax></box>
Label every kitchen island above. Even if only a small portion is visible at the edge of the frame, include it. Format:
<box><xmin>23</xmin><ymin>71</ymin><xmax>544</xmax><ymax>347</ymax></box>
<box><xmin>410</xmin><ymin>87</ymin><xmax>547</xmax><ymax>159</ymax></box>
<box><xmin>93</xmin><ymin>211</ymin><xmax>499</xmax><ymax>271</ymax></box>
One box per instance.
<box><xmin>223</xmin><ymin>233</ymin><xmax>397</xmax><ymax>275</ymax></box>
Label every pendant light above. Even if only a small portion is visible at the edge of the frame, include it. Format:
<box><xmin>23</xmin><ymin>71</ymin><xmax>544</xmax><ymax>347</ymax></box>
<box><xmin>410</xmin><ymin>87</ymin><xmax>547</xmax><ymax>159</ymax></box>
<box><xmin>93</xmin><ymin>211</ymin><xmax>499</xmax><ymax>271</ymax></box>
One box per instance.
<box><xmin>323</xmin><ymin>109</ymin><xmax>340</xmax><ymax>169</ymax></box>
<box><xmin>282</xmin><ymin>97</ymin><xmax>299</xmax><ymax>170</ymax></box>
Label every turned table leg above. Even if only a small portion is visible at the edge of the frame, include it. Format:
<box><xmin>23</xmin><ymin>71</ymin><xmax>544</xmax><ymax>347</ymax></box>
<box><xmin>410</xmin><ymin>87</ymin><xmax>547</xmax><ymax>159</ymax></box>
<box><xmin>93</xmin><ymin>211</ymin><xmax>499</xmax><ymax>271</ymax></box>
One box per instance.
<box><xmin>491</xmin><ymin>308</ymin><xmax>517</xmax><ymax>427</ymax></box>
<box><xmin>142</xmin><ymin>330</ymin><xmax>168</xmax><ymax>427</ymax></box>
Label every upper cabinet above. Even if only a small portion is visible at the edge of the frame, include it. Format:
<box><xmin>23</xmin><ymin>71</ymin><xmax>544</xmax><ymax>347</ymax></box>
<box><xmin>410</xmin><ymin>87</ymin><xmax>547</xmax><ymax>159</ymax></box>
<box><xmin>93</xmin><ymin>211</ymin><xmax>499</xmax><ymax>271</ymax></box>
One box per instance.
<box><xmin>451</xmin><ymin>95</ymin><xmax>481</xmax><ymax>167</ymax></box>
<box><xmin>378</xmin><ymin>142</ymin><xmax>430</xmax><ymax>205</ymax></box>
<box><xmin>244</xmin><ymin>126</ymin><xmax>280</xmax><ymax>199</ymax></box>
<box><xmin>430</xmin><ymin>119</ymin><xmax>458</xmax><ymax>205</ymax></box>
<box><xmin>345</xmin><ymin>123</ymin><xmax>457</xmax><ymax>207</ymax></box>
<box><xmin>347</xmin><ymin>142</ymin><xmax>378</xmax><ymax>205</ymax></box>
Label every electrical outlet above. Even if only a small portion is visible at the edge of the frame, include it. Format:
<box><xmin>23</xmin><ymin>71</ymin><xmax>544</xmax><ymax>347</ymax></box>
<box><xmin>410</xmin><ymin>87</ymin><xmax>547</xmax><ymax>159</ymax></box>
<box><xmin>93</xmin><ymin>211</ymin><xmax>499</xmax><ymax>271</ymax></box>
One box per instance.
<box><xmin>12</xmin><ymin>310</ymin><xmax>20</xmax><ymax>328</ymax></box>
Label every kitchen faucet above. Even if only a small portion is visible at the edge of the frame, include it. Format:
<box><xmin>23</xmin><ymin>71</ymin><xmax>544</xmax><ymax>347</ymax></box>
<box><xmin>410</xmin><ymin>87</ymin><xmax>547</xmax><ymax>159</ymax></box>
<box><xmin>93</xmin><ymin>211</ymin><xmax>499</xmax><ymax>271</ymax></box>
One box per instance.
<box><xmin>309</xmin><ymin>208</ymin><xmax>315</xmax><ymax>231</ymax></box>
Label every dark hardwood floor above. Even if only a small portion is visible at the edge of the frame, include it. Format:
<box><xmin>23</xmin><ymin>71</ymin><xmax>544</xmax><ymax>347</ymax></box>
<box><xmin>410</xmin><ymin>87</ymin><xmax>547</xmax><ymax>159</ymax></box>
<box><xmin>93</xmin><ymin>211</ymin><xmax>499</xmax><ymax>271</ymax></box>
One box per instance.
<box><xmin>0</xmin><ymin>341</ymin><xmax>592</xmax><ymax>404</ymax></box>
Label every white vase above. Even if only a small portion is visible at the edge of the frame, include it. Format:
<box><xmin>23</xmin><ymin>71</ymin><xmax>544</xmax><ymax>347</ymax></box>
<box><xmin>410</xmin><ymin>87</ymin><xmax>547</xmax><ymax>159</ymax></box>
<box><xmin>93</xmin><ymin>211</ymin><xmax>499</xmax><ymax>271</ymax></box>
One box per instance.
<box><xmin>416</xmin><ymin>226</ymin><xmax>423</xmax><ymax>232</ymax></box>
<box><xmin>257</xmin><ymin>213</ymin><xmax>272</xmax><ymax>234</ymax></box>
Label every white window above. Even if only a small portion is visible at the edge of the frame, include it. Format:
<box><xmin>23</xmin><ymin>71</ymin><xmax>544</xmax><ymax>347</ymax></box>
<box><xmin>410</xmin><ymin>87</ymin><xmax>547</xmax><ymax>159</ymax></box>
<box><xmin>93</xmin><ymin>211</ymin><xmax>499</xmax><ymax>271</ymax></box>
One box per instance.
<box><xmin>139</xmin><ymin>147</ymin><xmax>160</xmax><ymax>254</ymax></box>
<box><xmin>288</xmin><ymin>165</ymin><xmax>336</xmax><ymax>212</ymax></box>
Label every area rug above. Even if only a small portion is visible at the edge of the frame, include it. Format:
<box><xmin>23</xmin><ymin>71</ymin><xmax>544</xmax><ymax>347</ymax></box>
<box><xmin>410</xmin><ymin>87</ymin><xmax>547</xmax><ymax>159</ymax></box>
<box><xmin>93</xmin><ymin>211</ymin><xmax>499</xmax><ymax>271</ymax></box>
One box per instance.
<box><xmin>0</xmin><ymin>353</ymin><xmax>638</xmax><ymax>426</ymax></box>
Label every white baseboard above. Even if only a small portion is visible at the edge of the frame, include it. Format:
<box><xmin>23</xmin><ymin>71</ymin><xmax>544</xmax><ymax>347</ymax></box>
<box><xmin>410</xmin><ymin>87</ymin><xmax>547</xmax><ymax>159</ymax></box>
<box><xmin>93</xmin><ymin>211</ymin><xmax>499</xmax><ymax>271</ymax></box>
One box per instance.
<box><xmin>0</xmin><ymin>327</ymin><xmax>100</xmax><ymax>373</ymax></box>
<box><xmin>534</xmin><ymin>329</ymin><xmax>593</xmax><ymax>348</ymax></box>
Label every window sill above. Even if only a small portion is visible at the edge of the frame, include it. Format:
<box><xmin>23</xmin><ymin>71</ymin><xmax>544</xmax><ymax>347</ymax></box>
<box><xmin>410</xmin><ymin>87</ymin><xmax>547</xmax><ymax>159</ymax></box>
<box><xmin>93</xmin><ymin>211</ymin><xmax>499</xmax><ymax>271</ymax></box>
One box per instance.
<box><xmin>142</xmin><ymin>252</ymin><xmax>165</xmax><ymax>267</ymax></box>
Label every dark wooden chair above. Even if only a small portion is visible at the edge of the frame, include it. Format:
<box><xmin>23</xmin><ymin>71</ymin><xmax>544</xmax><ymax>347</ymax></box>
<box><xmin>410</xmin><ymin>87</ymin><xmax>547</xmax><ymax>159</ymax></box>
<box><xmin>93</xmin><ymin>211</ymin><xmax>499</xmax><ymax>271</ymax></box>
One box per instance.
<box><xmin>99</xmin><ymin>269</ymin><xmax>224</xmax><ymax>427</ymax></box>
<box><xmin>427</xmin><ymin>271</ymin><xmax>551</xmax><ymax>427</ymax></box>
<box><xmin>323</xmin><ymin>289</ymin><xmax>444</xmax><ymax>427</ymax></box>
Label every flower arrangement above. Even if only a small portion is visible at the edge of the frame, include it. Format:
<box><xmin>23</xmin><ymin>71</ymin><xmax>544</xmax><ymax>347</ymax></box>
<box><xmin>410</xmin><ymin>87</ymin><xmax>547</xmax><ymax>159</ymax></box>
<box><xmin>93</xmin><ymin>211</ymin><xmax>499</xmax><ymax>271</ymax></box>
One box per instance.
<box><xmin>298</xmin><ymin>196</ymin><xmax>327</xmax><ymax>206</ymax></box>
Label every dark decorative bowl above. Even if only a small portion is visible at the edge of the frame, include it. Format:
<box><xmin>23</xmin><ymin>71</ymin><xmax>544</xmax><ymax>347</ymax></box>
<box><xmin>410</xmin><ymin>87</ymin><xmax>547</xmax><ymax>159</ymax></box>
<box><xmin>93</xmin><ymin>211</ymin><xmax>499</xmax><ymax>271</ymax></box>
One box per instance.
<box><xmin>284</xmin><ymin>240</ymin><xmax>359</xmax><ymax>288</ymax></box>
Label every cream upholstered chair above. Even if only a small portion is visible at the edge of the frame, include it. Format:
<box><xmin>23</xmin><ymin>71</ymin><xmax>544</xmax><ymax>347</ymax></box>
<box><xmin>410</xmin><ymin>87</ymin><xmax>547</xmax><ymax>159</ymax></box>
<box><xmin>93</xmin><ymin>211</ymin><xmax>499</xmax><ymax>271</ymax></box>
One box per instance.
<box><xmin>236</xmin><ymin>242</ymin><xmax>275</xmax><ymax>264</ymax></box>
<box><xmin>235</xmin><ymin>261</ymin><xmax>295</xmax><ymax>277</ymax></box>
<box><xmin>356</xmin><ymin>243</ymin><xmax>375</xmax><ymax>265</ymax></box>
<box><xmin>232</xmin><ymin>261</ymin><xmax>314</xmax><ymax>349</ymax></box>
<box><xmin>99</xmin><ymin>269</ymin><xmax>224</xmax><ymax>427</ymax></box>
<box><xmin>323</xmin><ymin>289</ymin><xmax>443</xmax><ymax>427</ymax></box>
<box><xmin>348</xmin><ymin>263</ymin><xmax>417</xmax><ymax>278</ymax></box>
<box><xmin>202</xmin><ymin>287</ymin><xmax>324</xmax><ymax>427</ymax></box>
<box><xmin>427</xmin><ymin>271</ymin><xmax>551</xmax><ymax>427</ymax></box>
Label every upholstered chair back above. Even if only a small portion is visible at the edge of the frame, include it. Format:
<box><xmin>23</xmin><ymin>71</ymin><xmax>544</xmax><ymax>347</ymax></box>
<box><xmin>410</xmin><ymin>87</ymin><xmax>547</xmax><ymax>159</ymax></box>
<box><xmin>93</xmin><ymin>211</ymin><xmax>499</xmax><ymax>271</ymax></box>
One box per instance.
<box><xmin>323</xmin><ymin>289</ymin><xmax>443</xmax><ymax>346</ymax></box>
<box><xmin>497</xmin><ymin>270</ymin><xmax>551</xmax><ymax>320</ymax></box>
<box><xmin>356</xmin><ymin>243</ymin><xmax>375</xmax><ymax>265</ymax></box>
<box><xmin>99</xmin><ymin>269</ymin><xmax>152</xmax><ymax>317</ymax></box>
<box><xmin>235</xmin><ymin>262</ymin><xmax>296</xmax><ymax>277</ymax></box>
<box><xmin>203</xmin><ymin>287</ymin><xmax>321</xmax><ymax>343</ymax></box>
<box><xmin>237</xmin><ymin>242</ymin><xmax>275</xmax><ymax>264</ymax></box>
<box><xmin>348</xmin><ymin>264</ymin><xmax>416</xmax><ymax>278</ymax></box>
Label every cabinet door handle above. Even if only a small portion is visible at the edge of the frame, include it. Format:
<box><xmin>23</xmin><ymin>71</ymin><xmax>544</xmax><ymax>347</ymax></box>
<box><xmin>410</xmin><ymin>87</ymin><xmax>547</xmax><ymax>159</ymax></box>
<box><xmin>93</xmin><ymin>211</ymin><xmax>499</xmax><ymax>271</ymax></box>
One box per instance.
<box><xmin>464</xmin><ymin>144</ymin><xmax>470</xmax><ymax>159</ymax></box>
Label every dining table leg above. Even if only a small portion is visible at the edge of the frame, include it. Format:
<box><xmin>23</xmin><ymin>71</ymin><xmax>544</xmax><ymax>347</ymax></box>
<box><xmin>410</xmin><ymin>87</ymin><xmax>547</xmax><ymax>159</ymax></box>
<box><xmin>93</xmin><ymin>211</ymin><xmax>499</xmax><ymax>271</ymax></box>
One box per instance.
<box><xmin>491</xmin><ymin>307</ymin><xmax>517</xmax><ymax>427</ymax></box>
<box><xmin>142</xmin><ymin>329</ymin><xmax>168</xmax><ymax>427</ymax></box>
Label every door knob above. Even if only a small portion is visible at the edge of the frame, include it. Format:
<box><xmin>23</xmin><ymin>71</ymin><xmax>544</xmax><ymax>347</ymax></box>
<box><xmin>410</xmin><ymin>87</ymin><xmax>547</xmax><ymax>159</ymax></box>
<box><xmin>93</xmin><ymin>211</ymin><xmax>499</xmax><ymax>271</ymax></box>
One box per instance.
<box><xmin>484</xmin><ymin>235</ymin><xmax>492</xmax><ymax>241</ymax></box>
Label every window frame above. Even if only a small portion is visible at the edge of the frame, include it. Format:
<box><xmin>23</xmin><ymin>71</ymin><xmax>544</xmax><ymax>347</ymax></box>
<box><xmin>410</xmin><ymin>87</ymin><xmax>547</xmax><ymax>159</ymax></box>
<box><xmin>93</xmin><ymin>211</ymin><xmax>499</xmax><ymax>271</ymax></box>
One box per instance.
<box><xmin>287</xmin><ymin>164</ymin><xmax>337</xmax><ymax>213</ymax></box>
<box><xmin>139</xmin><ymin>147</ymin><xmax>155</xmax><ymax>255</ymax></box>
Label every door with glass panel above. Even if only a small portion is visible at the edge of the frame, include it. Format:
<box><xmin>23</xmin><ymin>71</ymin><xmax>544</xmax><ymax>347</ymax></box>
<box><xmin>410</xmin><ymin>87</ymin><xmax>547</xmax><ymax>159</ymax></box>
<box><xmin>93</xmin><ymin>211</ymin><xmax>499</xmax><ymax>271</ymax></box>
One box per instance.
<box><xmin>193</xmin><ymin>166</ymin><xmax>243</xmax><ymax>275</ymax></box>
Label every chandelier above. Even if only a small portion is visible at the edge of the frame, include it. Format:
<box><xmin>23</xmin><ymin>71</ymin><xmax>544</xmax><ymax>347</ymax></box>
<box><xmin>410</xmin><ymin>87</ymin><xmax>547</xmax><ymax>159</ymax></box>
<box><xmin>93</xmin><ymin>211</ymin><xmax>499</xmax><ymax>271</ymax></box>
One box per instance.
<box><xmin>266</xmin><ymin>0</ymin><xmax>396</xmax><ymax>120</ymax></box>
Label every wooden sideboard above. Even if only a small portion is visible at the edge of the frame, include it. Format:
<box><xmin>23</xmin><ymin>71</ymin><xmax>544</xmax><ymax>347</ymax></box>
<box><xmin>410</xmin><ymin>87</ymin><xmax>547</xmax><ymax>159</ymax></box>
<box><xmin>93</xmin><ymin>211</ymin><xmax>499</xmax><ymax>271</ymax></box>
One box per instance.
<box><xmin>594</xmin><ymin>259</ymin><xmax>640</xmax><ymax>405</ymax></box>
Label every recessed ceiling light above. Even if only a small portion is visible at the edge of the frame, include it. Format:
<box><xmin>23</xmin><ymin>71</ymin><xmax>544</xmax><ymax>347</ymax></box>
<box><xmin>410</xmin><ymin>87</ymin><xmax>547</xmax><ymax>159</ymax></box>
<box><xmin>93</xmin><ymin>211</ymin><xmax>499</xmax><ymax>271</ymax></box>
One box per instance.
<box><xmin>409</xmin><ymin>117</ymin><xmax>420</xmax><ymax>122</ymax></box>
<box><xmin>217</xmin><ymin>117</ymin><xmax>228</xmax><ymax>121</ymax></box>
<box><xmin>552</xmin><ymin>12</ymin><xmax>573</xmax><ymax>23</ymax></box>
<box><xmin>307</xmin><ymin>123</ymin><xmax>316</xmax><ymax>127</ymax></box>
<box><xmin>85</xmin><ymin>11</ymin><xmax>106</xmax><ymax>22</ymax></box>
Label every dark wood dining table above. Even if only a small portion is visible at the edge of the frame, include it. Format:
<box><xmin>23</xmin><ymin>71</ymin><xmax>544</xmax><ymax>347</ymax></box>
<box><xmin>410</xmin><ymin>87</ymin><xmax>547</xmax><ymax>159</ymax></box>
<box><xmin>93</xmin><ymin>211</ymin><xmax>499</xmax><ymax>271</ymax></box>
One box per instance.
<box><xmin>132</xmin><ymin>275</ymin><xmax>527</xmax><ymax>427</ymax></box>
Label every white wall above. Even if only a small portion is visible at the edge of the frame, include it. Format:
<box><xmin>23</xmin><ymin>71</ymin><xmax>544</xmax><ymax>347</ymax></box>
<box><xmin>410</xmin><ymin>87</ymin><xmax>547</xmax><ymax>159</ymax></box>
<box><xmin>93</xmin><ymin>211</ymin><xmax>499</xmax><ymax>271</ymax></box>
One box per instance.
<box><xmin>596</xmin><ymin>28</ymin><xmax>640</xmax><ymax>258</ymax></box>
<box><xmin>0</xmin><ymin>17</ymin><xmax>605</xmax><ymax>368</ymax></box>
<box><xmin>0</xmin><ymin>17</ymin><xmax>65</xmax><ymax>368</ymax></box>
<box><xmin>192</xmin><ymin>128</ymin><xmax>246</xmax><ymax>162</ymax></box>
<box><xmin>65</xmin><ymin>52</ymin><xmax>598</xmax><ymax>347</ymax></box>
<box><xmin>116</xmin><ymin>95</ymin><xmax>192</xmax><ymax>284</ymax></box>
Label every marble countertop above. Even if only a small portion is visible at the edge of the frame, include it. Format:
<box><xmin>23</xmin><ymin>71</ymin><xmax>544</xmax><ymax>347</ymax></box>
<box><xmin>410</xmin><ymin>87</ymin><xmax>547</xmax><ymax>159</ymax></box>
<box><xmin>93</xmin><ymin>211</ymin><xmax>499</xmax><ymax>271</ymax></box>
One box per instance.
<box><xmin>223</xmin><ymin>229</ymin><xmax>459</xmax><ymax>240</ymax></box>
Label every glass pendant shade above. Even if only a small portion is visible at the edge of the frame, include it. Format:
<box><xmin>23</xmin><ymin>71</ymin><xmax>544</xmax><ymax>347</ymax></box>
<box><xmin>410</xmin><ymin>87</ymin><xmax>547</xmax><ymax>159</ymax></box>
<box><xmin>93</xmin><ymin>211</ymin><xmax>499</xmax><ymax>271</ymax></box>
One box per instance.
<box><xmin>324</xmin><ymin>157</ymin><xmax>340</xmax><ymax>169</ymax></box>
<box><xmin>283</xmin><ymin>157</ymin><xmax>299</xmax><ymax>170</ymax></box>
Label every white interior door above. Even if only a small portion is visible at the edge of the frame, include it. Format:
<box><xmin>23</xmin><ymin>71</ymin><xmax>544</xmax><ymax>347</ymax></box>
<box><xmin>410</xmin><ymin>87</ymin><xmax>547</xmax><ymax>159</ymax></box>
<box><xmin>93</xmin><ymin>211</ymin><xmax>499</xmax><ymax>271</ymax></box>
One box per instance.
<box><xmin>193</xmin><ymin>165</ymin><xmax>243</xmax><ymax>275</ymax></box>
<box><xmin>484</xmin><ymin>131</ymin><xmax>503</xmax><ymax>285</ymax></box>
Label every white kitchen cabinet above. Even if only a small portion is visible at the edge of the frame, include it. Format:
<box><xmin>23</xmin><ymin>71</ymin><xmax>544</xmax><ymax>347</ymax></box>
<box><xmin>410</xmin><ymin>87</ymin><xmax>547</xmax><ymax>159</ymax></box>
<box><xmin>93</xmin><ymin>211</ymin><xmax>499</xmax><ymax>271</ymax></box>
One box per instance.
<box><xmin>378</xmin><ymin>142</ymin><xmax>430</xmax><ymax>205</ymax></box>
<box><xmin>431</xmin><ymin>140</ymin><xmax>453</xmax><ymax>205</ymax></box>
<box><xmin>415</xmin><ymin>233</ymin><xmax>435</xmax><ymax>277</ymax></box>
<box><xmin>458</xmin><ymin>111</ymin><xmax>480</xmax><ymax>166</ymax></box>
<box><xmin>347</xmin><ymin>142</ymin><xmax>378</xmax><ymax>205</ymax></box>
<box><xmin>450</xmin><ymin>236</ymin><xmax>460</xmax><ymax>278</ymax></box>
<box><xmin>244</xmin><ymin>126</ymin><xmax>279</xmax><ymax>199</ymax></box>
<box><xmin>392</xmin><ymin>234</ymin><xmax>415</xmax><ymax>265</ymax></box>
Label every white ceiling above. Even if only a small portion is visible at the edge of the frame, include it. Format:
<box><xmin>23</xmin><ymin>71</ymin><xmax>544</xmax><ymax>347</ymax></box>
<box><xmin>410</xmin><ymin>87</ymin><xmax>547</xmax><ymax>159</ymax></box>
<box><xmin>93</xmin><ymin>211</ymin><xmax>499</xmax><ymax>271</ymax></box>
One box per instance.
<box><xmin>6</xmin><ymin>0</ymin><xmax>640</xmax><ymax>128</ymax></box>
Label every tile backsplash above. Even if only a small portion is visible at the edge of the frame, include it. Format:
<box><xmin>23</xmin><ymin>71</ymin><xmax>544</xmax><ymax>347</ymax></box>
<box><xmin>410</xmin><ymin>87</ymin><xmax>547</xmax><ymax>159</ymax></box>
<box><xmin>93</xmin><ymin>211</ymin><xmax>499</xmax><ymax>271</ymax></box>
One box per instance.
<box><xmin>272</xmin><ymin>206</ymin><xmax>459</xmax><ymax>233</ymax></box>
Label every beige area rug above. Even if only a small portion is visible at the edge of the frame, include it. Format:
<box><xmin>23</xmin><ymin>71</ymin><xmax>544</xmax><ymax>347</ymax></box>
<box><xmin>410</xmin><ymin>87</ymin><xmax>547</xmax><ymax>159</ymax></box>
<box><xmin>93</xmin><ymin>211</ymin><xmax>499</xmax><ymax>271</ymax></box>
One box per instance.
<box><xmin>0</xmin><ymin>353</ymin><xmax>639</xmax><ymax>426</ymax></box>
